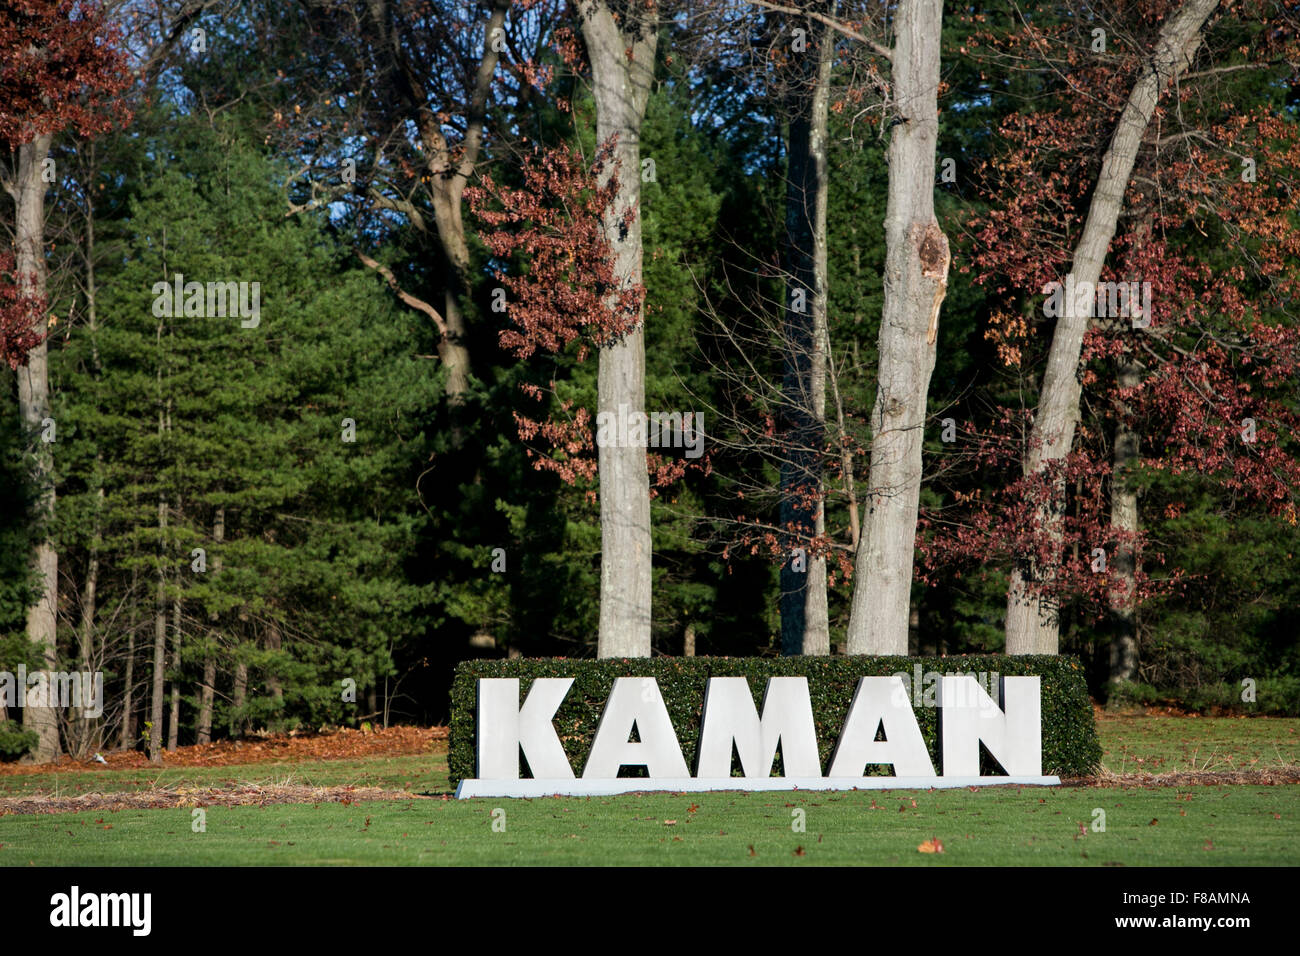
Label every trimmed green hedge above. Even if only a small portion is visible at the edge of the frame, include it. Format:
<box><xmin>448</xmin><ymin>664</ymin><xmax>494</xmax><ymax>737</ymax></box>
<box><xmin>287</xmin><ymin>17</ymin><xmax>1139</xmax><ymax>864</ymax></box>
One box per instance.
<box><xmin>449</xmin><ymin>655</ymin><xmax>1101</xmax><ymax>784</ymax></box>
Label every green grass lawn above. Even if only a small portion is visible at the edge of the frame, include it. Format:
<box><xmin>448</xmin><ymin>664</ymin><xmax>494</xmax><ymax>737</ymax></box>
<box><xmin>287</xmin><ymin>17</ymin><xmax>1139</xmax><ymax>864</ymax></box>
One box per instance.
<box><xmin>1</xmin><ymin>716</ymin><xmax>1297</xmax><ymax>866</ymax></box>
<box><xmin>3</xmin><ymin>785</ymin><xmax>1296</xmax><ymax>866</ymax></box>
<box><xmin>0</xmin><ymin>753</ymin><xmax>448</xmax><ymax>799</ymax></box>
<box><xmin>1098</xmin><ymin>715</ymin><xmax>1300</xmax><ymax>774</ymax></box>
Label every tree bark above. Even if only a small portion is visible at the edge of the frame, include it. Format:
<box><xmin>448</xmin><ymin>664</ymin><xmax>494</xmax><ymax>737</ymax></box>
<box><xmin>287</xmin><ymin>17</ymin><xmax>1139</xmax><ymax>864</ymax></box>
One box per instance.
<box><xmin>120</xmin><ymin>566</ymin><xmax>137</xmax><ymax>750</ymax></box>
<box><xmin>149</xmin><ymin>493</ymin><xmax>167</xmax><ymax>763</ymax></box>
<box><xmin>148</xmin><ymin>298</ymin><xmax>171</xmax><ymax>762</ymax></box>
<box><xmin>829</xmin><ymin>347</ymin><xmax>860</xmax><ymax>549</ymax></box>
<box><xmin>13</xmin><ymin>133</ymin><xmax>60</xmax><ymax>761</ymax></box>
<box><xmin>1108</xmin><ymin>358</ymin><xmax>1141</xmax><ymax>684</ymax></box>
<box><xmin>69</xmin><ymin>480</ymin><xmax>103</xmax><ymax>759</ymax></box>
<box><xmin>846</xmin><ymin>0</ymin><xmax>949</xmax><ymax>655</ymax></box>
<box><xmin>230</xmin><ymin>661</ymin><xmax>247</xmax><ymax>738</ymax></box>
<box><xmin>580</xmin><ymin>0</ymin><xmax>657</xmax><ymax>658</ymax></box>
<box><xmin>265</xmin><ymin>621</ymin><xmax>284</xmax><ymax>730</ymax></box>
<box><xmin>1106</xmin><ymin>208</ymin><xmax>1156</xmax><ymax>685</ymax></box>
<box><xmin>71</xmin><ymin>202</ymin><xmax>105</xmax><ymax>759</ymax></box>
<box><xmin>780</xmin><ymin>10</ymin><xmax>833</xmax><ymax>656</ymax></box>
<box><xmin>66</xmin><ymin>183</ymin><xmax>105</xmax><ymax>759</ymax></box>
<box><xmin>1005</xmin><ymin>0</ymin><xmax>1220</xmax><ymax>654</ymax></box>
<box><xmin>167</xmin><ymin>588</ymin><xmax>181</xmax><ymax>750</ymax></box>
<box><xmin>197</xmin><ymin>507</ymin><xmax>222</xmax><ymax>745</ymax></box>
<box><xmin>196</xmin><ymin>657</ymin><xmax>216</xmax><ymax>745</ymax></box>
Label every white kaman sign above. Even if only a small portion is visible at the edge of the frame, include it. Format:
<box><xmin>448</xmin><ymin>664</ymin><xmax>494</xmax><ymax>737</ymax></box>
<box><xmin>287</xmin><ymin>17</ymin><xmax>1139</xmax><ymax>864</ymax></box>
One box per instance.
<box><xmin>455</xmin><ymin>675</ymin><xmax>1058</xmax><ymax>798</ymax></box>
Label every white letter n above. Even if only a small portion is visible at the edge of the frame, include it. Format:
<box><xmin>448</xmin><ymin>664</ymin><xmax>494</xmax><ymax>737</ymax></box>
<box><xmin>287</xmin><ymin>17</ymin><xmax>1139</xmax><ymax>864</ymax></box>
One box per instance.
<box><xmin>939</xmin><ymin>676</ymin><xmax>1041</xmax><ymax>776</ymax></box>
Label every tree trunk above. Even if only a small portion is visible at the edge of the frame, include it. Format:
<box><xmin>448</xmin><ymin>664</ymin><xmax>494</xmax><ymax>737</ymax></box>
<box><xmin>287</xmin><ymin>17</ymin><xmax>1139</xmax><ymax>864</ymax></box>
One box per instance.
<box><xmin>70</xmin><ymin>487</ymin><xmax>101</xmax><ymax>759</ymax></box>
<box><xmin>780</xmin><ymin>11</ymin><xmax>833</xmax><ymax>656</ymax></box>
<box><xmin>167</xmin><ymin>491</ymin><xmax>183</xmax><ymax>751</ymax></box>
<box><xmin>846</xmin><ymin>0</ymin><xmax>949</xmax><ymax>655</ymax></box>
<box><xmin>61</xmin><ymin>191</ymin><xmax>109</xmax><ymax>758</ymax></box>
<box><xmin>1005</xmin><ymin>0</ymin><xmax>1220</xmax><ymax>654</ymax></box>
<box><xmin>197</xmin><ymin>508</ymin><xmax>222</xmax><ymax>745</ymax></box>
<box><xmin>167</xmin><ymin>589</ymin><xmax>181</xmax><ymax>750</ymax></box>
<box><xmin>14</xmin><ymin>133</ymin><xmax>60</xmax><ymax>761</ymax></box>
<box><xmin>580</xmin><ymin>0</ymin><xmax>657</xmax><ymax>658</ymax></box>
<box><xmin>829</xmin><ymin>347</ymin><xmax>860</xmax><ymax>549</ymax></box>
<box><xmin>230</xmin><ymin>661</ymin><xmax>247</xmax><ymax>738</ymax></box>
<box><xmin>1108</xmin><ymin>358</ymin><xmax>1141</xmax><ymax>684</ymax></box>
<box><xmin>425</xmin><ymin>162</ymin><xmax>475</xmax><ymax>415</ymax></box>
<box><xmin>265</xmin><ymin>621</ymin><xmax>284</xmax><ymax>730</ymax></box>
<box><xmin>437</xmin><ymin>287</ymin><xmax>472</xmax><ymax>405</ymax></box>
<box><xmin>196</xmin><ymin>657</ymin><xmax>216</xmax><ymax>745</ymax></box>
<box><xmin>1106</xmin><ymin>208</ymin><xmax>1156</xmax><ymax>686</ymax></box>
<box><xmin>380</xmin><ymin>0</ymin><xmax>510</xmax><ymax>414</ymax></box>
<box><xmin>120</xmin><ymin>566</ymin><xmax>137</xmax><ymax>750</ymax></box>
<box><xmin>71</xmin><ymin>207</ymin><xmax>105</xmax><ymax>758</ymax></box>
<box><xmin>149</xmin><ymin>494</ymin><xmax>167</xmax><ymax>763</ymax></box>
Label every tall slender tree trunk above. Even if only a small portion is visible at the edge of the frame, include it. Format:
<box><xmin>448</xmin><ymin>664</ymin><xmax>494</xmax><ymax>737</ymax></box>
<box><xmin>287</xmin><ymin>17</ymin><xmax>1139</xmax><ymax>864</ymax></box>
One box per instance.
<box><xmin>197</xmin><ymin>508</ymin><xmax>222</xmax><ymax>745</ymax></box>
<box><xmin>265</xmin><ymin>621</ymin><xmax>284</xmax><ymax>730</ymax></box>
<box><xmin>846</xmin><ymin>0</ymin><xmax>949</xmax><ymax>655</ymax></box>
<box><xmin>580</xmin><ymin>0</ymin><xmax>657</xmax><ymax>658</ymax></box>
<box><xmin>1107</xmin><ymin>210</ymin><xmax>1156</xmax><ymax>686</ymax></box>
<box><xmin>1005</xmin><ymin>0</ymin><xmax>1220</xmax><ymax>654</ymax></box>
<box><xmin>197</xmin><ymin>658</ymin><xmax>216</xmax><ymax>745</ymax></box>
<box><xmin>64</xmin><ymin>197</ymin><xmax>110</xmax><ymax>756</ymax></box>
<box><xmin>829</xmin><ymin>348</ymin><xmax>860</xmax><ymax>549</ymax></box>
<box><xmin>230</xmin><ymin>661</ymin><xmax>247</xmax><ymax>738</ymax></box>
<box><xmin>149</xmin><ymin>493</ymin><xmax>167</xmax><ymax>763</ymax></box>
<box><xmin>71</xmin><ymin>482</ymin><xmax>102</xmax><ymax>758</ymax></box>
<box><xmin>120</xmin><ymin>566</ymin><xmax>137</xmax><ymax>750</ymax></box>
<box><xmin>72</xmin><ymin>207</ymin><xmax>105</xmax><ymax>758</ymax></box>
<box><xmin>149</xmin><ymin>296</ymin><xmax>171</xmax><ymax>763</ymax></box>
<box><xmin>14</xmin><ymin>133</ymin><xmax>60</xmax><ymax>761</ymax></box>
<box><xmin>780</xmin><ymin>13</ymin><xmax>833</xmax><ymax>656</ymax></box>
<box><xmin>1108</xmin><ymin>358</ymin><xmax>1141</xmax><ymax>683</ymax></box>
<box><xmin>167</xmin><ymin>588</ymin><xmax>181</xmax><ymax>750</ymax></box>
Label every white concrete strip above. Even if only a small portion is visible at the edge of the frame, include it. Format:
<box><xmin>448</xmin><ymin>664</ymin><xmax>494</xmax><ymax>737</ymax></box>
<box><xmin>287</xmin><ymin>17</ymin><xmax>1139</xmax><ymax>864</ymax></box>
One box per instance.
<box><xmin>454</xmin><ymin>776</ymin><xmax>1062</xmax><ymax>798</ymax></box>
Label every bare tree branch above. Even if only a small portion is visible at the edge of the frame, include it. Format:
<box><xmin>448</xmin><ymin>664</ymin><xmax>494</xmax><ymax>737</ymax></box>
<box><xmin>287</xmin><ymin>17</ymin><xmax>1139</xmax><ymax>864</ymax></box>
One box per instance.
<box><xmin>745</xmin><ymin>0</ymin><xmax>893</xmax><ymax>61</ymax></box>
<box><xmin>355</xmin><ymin>249</ymin><xmax>449</xmax><ymax>338</ymax></box>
